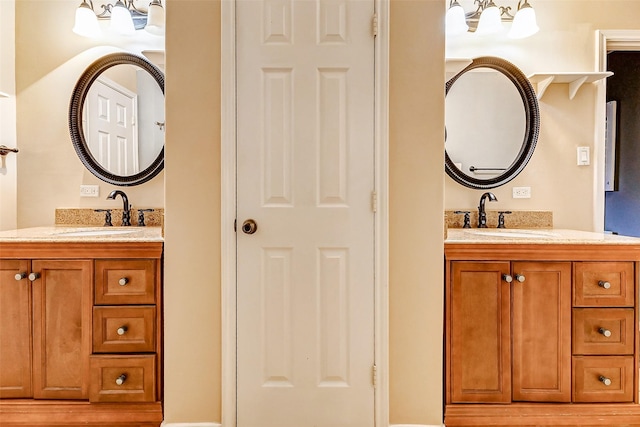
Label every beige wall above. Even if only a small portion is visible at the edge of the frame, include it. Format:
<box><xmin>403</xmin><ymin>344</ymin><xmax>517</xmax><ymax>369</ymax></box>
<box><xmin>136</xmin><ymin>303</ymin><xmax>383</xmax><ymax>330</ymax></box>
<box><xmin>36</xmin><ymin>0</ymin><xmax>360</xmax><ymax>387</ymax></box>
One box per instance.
<box><xmin>163</xmin><ymin>0</ymin><xmax>446</xmax><ymax>424</ymax></box>
<box><xmin>14</xmin><ymin>0</ymin><xmax>640</xmax><ymax>426</ymax></box>
<box><xmin>445</xmin><ymin>0</ymin><xmax>640</xmax><ymax>232</ymax></box>
<box><xmin>0</xmin><ymin>0</ymin><xmax>17</xmax><ymax>231</ymax></box>
<box><xmin>163</xmin><ymin>0</ymin><xmax>222</xmax><ymax>422</ymax></box>
<box><xmin>14</xmin><ymin>0</ymin><xmax>164</xmax><ymax>229</ymax></box>
<box><xmin>389</xmin><ymin>0</ymin><xmax>445</xmax><ymax>423</ymax></box>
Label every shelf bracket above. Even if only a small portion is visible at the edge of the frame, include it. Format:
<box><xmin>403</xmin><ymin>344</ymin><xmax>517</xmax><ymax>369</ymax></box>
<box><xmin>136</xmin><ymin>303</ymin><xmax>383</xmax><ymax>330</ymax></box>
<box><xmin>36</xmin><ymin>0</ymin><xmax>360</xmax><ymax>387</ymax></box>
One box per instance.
<box><xmin>568</xmin><ymin>75</ymin><xmax>589</xmax><ymax>100</ymax></box>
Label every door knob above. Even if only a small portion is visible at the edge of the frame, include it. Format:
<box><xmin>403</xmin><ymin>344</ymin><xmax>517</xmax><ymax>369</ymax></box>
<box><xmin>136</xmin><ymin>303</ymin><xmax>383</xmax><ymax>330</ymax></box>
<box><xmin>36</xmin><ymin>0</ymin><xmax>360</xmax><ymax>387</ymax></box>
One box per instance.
<box><xmin>242</xmin><ymin>219</ymin><xmax>258</xmax><ymax>234</ymax></box>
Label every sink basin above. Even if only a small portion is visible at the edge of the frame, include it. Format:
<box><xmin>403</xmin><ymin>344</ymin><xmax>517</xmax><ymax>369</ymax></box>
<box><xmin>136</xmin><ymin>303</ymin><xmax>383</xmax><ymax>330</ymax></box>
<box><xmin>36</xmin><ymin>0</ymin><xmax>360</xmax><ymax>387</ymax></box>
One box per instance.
<box><xmin>465</xmin><ymin>229</ymin><xmax>560</xmax><ymax>239</ymax></box>
<box><xmin>55</xmin><ymin>228</ymin><xmax>137</xmax><ymax>237</ymax></box>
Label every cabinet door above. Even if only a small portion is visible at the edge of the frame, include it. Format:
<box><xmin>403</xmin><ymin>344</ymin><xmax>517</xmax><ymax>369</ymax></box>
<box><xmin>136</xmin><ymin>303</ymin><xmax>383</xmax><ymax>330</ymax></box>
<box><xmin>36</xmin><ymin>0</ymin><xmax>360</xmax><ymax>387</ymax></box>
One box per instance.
<box><xmin>450</xmin><ymin>261</ymin><xmax>511</xmax><ymax>403</ymax></box>
<box><xmin>512</xmin><ymin>261</ymin><xmax>571</xmax><ymax>402</ymax></box>
<box><xmin>31</xmin><ymin>260</ymin><xmax>92</xmax><ymax>399</ymax></box>
<box><xmin>0</xmin><ymin>260</ymin><xmax>32</xmax><ymax>398</ymax></box>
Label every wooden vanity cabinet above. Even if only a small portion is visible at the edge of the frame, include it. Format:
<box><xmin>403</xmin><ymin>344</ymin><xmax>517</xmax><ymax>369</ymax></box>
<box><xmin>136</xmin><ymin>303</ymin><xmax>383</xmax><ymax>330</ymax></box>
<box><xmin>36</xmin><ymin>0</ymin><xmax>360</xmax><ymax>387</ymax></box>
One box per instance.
<box><xmin>0</xmin><ymin>241</ymin><xmax>163</xmax><ymax>427</ymax></box>
<box><xmin>445</xmin><ymin>243</ymin><xmax>640</xmax><ymax>426</ymax></box>
<box><xmin>0</xmin><ymin>259</ymin><xmax>92</xmax><ymax>400</ymax></box>
<box><xmin>450</xmin><ymin>261</ymin><xmax>571</xmax><ymax>404</ymax></box>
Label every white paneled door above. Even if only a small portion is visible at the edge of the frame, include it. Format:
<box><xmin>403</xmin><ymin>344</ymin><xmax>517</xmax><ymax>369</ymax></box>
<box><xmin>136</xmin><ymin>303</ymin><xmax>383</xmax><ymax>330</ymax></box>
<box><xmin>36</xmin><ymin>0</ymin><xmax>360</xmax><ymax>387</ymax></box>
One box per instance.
<box><xmin>236</xmin><ymin>0</ymin><xmax>376</xmax><ymax>426</ymax></box>
<box><xmin>85</xmin><ymin>78</ymin><xmax>139</xmax><ymax>176</ymax></box>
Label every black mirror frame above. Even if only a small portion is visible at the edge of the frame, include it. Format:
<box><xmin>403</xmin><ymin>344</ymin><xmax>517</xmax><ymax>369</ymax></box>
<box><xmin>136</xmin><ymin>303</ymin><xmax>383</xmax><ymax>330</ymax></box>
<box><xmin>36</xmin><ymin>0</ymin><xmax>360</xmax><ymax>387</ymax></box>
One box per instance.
<box><xmin>445</xmin><ymin>56</ymin><xmax>540</xmax><ymax>190</ymax></box>
<box><xmin>69</xmin><ymin>52</ymin><xmax>165</xmax><ymax>186</ymax></box>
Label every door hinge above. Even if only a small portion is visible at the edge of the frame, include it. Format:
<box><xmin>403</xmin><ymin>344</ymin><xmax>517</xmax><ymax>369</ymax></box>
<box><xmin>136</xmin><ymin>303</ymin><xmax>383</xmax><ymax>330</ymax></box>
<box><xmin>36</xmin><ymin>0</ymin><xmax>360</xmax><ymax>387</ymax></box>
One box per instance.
<box><xmin>372</xmin><ymin>12</ymin><xmax>378</xmax><ymax>37</ymax></box>
<box><xmin>371</xmin><ymin>190</ymin><xmax>378</xmax><ymax>213</ymax></box>
<box><xmin>372</xmin><ymin>364</ymin><xmax>378</xmax><ymax>388</ymax></box>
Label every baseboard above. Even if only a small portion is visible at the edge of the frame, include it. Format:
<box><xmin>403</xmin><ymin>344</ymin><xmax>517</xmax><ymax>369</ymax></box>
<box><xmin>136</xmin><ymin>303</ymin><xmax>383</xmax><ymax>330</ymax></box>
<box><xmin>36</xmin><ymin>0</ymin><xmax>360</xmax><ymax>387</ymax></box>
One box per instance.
<box><xmin>161</xmin><ymin>423</ymin><xmax>221</xmax><ymax>427</ymax></box>
<box><xmin>161</xmin><ymin>423</ymin><xmax>438</xmax><ymax>427</ymax></box>
<box><xmin>390</xmin><ymin>425</ymin><xmax>443</xmax><ymax>427</ymax></box>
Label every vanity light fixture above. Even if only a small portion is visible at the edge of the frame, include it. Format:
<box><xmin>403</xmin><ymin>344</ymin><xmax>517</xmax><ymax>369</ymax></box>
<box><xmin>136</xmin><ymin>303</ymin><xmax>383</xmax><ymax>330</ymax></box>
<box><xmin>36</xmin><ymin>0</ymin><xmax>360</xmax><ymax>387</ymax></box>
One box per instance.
<box><xmin>446</xmin><ymin>0</ymin><xmax>539</xmax><ymax>39</ymax></box>
<box><xmin>72</xmin><ymin>0</ymin><xmax>165</xmax><ymax>38</ymax></box>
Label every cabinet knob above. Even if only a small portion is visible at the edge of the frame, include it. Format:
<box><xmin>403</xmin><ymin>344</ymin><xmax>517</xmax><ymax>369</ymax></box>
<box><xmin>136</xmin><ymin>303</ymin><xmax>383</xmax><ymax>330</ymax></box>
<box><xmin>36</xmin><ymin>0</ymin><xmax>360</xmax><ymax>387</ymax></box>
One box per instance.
<box><xmin>117</xmin><ymin>326</ymin><xmax>128</xmax><ymax>336</ymax></box>
<box><xmin>502</xmin><ymin>274</ymin><xmax>513</xmax><ymax>283</ymax></box>
<box><xmin>598</xmin><ymin>327</ymin><xmax>612</xmax><ymax>338</ymax></box>
<box><xmin>118</xmin><ymin>277</ymin><xmax>129</xmax><ymax>286</ymax></box>
<box><xmin>515</xmin><ymin>274</ymin><xmax>526</xmax><ymax>283</ymax></box>
<box><xmin>28</xmin><ymin>272</ymin><xmax>40</xmax><ymax>282</ymax></box>
<box><xmin>115</xmin><ymin>374</ymin><xmax>127</xmax><ymax>386</ymax></box>
<box><xmin>14</xmin><ymin>272</ymin><xmax>27</xmax><ymax>281</ymax></box>
<box><xmin>599</xmin><ymin>375</ymin><xmax>612</xmax><ymax>386</ymax></box>
<box><xmin>598</xmin><ymin>280</ymin><xmax>611</xmax><ymax>289</ymax></box>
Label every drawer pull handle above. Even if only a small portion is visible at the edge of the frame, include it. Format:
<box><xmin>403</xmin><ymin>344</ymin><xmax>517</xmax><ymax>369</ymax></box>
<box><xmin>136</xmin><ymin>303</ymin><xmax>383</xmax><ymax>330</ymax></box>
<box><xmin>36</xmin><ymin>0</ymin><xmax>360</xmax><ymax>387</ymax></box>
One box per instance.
<box><xmin>598</xmin><ymin>280</ymin><xmax>611</xmax><ymax>289</ymax></box>
<box><xmin>14</xmin><ymin>272</ymin><xmax>27</xmax><ymax>281</ymax></box>
<box><xmin>115</xmin><ymin>374</ymin><xmax>127</xmax><ymax>386</ymax></box>
<box><xmin>598</xmin><ymin>327</ymin><xmax>612</xmax><ymax>338</ymax></box>
<box><xmin>502</xmin><ymin>274</ymin><xmax>513</xmax><ymax>283</ymax></box>
<box><xmin>599</xmin><ymin>375</ymin><xmax>612</xmax><ymax>386</ymax></box>
<box><xmin>117</xmin><ymin>326</ymin><xmax>128</xmax><ymax>336</ymax></box>
<box><xmin>515</xmin><ymin>274</ymin><xmax>526</xmax><ymax>283</ymax></box>
<box><xmin>118</xmin><ymin>277</ymin><xmax>129</xmax><ymax>286</ymax></box>
<box><xmin>28</xmin><ymin>272</ymin><xmax>40</xmax><ymax>282</ymax></box>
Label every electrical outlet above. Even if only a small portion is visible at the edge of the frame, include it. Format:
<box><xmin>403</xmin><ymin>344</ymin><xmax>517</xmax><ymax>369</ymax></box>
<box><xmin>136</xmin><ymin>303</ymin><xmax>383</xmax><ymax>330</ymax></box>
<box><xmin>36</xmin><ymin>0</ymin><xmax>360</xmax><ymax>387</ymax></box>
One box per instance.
<box><xmin>80</xmin><ymin>185</ymin><xmax>99</xmax><ymax>197</ymax></box>
<box><xmin>512</xmin><ymin>186</ymin><xmax>531</xmax><ymax>199</ymax></box>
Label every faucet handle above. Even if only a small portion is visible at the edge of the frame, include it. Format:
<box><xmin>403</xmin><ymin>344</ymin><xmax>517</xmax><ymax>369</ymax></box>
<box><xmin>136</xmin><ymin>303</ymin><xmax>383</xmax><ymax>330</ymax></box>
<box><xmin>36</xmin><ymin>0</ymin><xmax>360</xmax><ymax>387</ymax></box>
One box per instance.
<box><xmin>497</xmin><ymin>211</ymin><xmax>513</xmax><ymax>228</ymax></box>
<box><xmin>94</xmin><ymin>209</ymin><xmax>113</xmax><ymax>227</ymax></box>
<box><xmin>454</xmin><ymin>211</ymin><xmax>472</xmax><ymax>229</ymax></box>
<box><xmin>137</xmin><ymin>209</ymin><xmax>155</xmax><ymax>227</ymax></box>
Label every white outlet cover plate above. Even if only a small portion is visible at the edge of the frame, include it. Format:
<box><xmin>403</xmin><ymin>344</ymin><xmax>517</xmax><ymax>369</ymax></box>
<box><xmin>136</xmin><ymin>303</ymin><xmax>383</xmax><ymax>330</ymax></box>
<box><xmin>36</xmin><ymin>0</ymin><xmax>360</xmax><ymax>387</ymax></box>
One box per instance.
<box><xmin>513</xmin><ymin>186</ymin><xmax>531</xmax><ymax>198</ymax></box>
<box><xmin>80</xmin><ymin>185</ymin><xmax>99</xmax><ymax>197</ymax></box>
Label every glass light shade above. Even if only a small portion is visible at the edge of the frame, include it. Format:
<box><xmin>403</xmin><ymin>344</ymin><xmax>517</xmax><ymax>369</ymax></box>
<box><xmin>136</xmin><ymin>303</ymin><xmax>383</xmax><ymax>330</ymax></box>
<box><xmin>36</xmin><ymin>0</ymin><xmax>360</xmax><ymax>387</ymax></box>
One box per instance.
<box><xmin>508</xmin><ymin>6</ymin><xmax>539</xmax><ymax>39</ymax></box>
<box><xmin>475</xmin><ymin>4</ymin><xmax>502</xmax><ymax>35</ymax></box>
<box><xmin>110</xmin><ymin>0</ymin><xmax>136</xmax><ymax>36</ymax></box>
<box><xmin>145</xmin><ymin>2</ymin><xmax>165</xmax><ymax>36</ymax></box>
<box><xmin>72</xmin><ymin>2</ymin><xmax>101</xmax><ymax>38</ymax></box>
<box><xmin>446</xmin><ymin>2</ymin><xmax>469</xmax><ymax>36</ymax></box>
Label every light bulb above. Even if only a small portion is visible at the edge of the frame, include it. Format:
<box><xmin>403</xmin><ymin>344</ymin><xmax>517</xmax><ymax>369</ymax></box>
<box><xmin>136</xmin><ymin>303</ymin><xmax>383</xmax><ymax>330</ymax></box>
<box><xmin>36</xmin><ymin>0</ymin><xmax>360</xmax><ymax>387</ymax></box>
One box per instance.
<box><xmin>475</xmin><ymin>2</ymin><xmax>503</xmax><ymax>35</ymax></box>
<box><xmin>145</xmin><ymin>0</ymin><xmax>165</xmax><ymax>36</ymax></box>
<box><xmin>508</xmin><ymin>3</ymin><xmax>539</xmax><ymax>39</ymax></box>
<box><xmin>72</xmin><ymin>1</ymin><xmax>101</xmax><ymax>38</ymax></box>
<box><xmin>110</xmin><ymin>0</ymin><xmax>136</xmax><ymax>36</ymax></box>
<box><xmin>446</xmin><ymin>1</ymin><xmax>469</xmax><ymax>36</ymax></box>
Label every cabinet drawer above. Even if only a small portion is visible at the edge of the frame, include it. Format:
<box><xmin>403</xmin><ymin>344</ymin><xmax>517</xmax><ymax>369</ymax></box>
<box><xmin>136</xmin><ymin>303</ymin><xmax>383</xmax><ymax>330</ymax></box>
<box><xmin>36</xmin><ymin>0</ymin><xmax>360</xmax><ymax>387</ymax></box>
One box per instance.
<box><xmin>89</xmin><ymin>355</ymin><xmax>156</xmax><ymax>402</ymax></box>
<box><xmin>93</xmin><ymin>306</ymin><xmax>156</xmax><ymax>353</ymax></box>
<box><xmin>573</xmin><ymin>308</ymin><xmax>635</xmax><ymax>355</ymax></box>
<box><xmin>574</xmin><ymin>262</ymin><xmax>634</xmax><ymax>307</ymax></box>
<box><xmin>95</xmin><ymin>260</ymin><xmax>156</xmax><ymax>305</ymax></box>
<box><xmin>573</xmin><ymin>356</ymin><xmax>634</xmax><ymax>402</ymax></box>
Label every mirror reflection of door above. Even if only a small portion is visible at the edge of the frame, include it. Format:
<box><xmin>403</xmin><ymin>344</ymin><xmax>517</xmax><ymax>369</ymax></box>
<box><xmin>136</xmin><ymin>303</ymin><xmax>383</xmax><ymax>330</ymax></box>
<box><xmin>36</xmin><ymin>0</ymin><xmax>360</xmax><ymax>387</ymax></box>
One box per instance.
<box><xmin>84</xmin><ymin>77</ymin><xmax>139</xmax><ymax>176</ymax></box>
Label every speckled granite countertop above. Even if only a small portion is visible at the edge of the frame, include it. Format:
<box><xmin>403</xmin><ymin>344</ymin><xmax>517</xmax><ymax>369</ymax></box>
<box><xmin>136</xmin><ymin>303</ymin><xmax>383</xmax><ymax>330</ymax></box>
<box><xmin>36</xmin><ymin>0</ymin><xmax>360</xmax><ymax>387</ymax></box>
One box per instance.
<box><xmin>446</xmin><ymin>228</ymin><xmax>640</xmax><ymax>245</ymax></box>
<box><xmin>0</xmin><ymin>226</ymin><xmax>163</xmax><ymax>243</ymax></box>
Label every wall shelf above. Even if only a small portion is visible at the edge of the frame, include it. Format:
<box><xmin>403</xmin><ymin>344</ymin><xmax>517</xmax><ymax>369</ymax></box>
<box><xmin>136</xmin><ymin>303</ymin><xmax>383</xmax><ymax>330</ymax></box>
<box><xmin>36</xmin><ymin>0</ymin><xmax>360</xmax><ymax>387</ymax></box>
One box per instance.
<box><xmin>0</xmin><ymin>91</ymin><xmax>9</xmax><ymax>98</ymax></box>
<box><xmin>527</xmin><ymin>72</ymin><xmax>613</xmax><ymax>100</ymax></box>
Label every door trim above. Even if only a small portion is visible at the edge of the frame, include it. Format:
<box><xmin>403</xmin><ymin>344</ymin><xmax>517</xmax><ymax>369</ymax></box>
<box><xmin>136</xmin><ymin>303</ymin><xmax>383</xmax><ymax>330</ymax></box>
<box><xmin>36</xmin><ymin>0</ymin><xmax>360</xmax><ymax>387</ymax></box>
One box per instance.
<box><xmin>220</xmin><ymin>1</ymin><xmax>389</xmax><ymax>426</ymax></box>
<box><xmin>595</xmin><ymin>30</ymin><xmax>640</xmax><ymax>232</ymax></box>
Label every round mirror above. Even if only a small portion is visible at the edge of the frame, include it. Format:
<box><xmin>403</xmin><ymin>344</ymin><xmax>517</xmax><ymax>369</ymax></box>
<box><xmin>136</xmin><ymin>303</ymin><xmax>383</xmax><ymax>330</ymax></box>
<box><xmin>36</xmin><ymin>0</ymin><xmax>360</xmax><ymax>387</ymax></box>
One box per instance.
<box><xmin>445</xmin><ymin>56</ymin><xmax>539</xmax><ymax>189</ymax></box>
<box><xmin>69</xmin><ymin>52</ymin><xmax>165</xmax><ymax>186</ymax></box>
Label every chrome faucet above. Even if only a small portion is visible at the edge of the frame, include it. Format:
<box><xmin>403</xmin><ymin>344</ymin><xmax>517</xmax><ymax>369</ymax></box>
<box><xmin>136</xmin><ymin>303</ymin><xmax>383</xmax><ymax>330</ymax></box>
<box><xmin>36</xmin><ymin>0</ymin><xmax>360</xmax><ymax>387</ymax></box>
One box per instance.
<box><xmin>107</xmin><ymin>190</ymin><xmax>131</xmax><ymax>226</ymax></box>
<box><xmin>478</xmin><ymin>192</ymin><xmax>498</xmax><ymax>228</ymax></box>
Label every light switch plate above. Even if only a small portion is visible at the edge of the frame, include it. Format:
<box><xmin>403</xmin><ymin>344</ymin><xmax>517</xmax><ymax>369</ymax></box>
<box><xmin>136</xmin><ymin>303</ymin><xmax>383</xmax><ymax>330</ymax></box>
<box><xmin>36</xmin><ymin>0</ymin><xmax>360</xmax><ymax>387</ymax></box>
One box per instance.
<box><xmin>577</xmin><ymin>147</ymin><xmax>590</xmax><ymax>166</ymax></box>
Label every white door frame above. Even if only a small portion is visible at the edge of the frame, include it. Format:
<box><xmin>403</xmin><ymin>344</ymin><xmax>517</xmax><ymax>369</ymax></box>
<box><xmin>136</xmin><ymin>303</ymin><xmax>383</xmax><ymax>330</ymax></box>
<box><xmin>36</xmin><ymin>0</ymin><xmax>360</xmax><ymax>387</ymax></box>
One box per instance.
<box><xmin>220</xmin><ymin>1</ymin><xmax>389</xmax><ymax>426</ymax></box>
<box><xmin>594</xmin><ymin>30</ymin><xmax>640</xmax><ymax>232</ymax></box>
